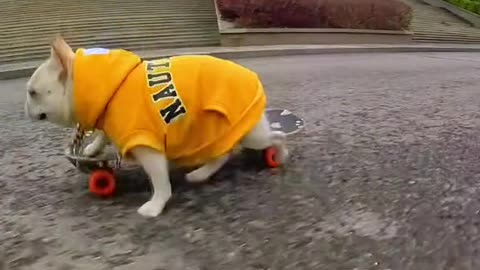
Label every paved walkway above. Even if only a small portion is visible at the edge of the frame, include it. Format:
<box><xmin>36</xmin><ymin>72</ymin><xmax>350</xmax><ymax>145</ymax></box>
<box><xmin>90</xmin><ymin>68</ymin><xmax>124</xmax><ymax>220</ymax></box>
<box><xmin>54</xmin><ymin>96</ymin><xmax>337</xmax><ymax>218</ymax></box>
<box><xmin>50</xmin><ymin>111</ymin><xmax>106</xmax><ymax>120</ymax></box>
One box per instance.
<box><xmin>2</xmin><ymin>52</ymin><xmax>480</xmax><ymax>269</ymax></box>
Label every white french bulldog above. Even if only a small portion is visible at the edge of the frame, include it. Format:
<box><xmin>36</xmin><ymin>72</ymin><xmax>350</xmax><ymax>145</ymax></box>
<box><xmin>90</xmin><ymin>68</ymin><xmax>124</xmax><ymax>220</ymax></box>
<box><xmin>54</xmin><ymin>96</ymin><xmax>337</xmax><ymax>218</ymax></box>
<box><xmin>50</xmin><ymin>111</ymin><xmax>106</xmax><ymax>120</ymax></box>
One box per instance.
<box><xmin>24</xmin><ymin>35</ymin><xmax>288</xmax><ymax>218</ymax></box>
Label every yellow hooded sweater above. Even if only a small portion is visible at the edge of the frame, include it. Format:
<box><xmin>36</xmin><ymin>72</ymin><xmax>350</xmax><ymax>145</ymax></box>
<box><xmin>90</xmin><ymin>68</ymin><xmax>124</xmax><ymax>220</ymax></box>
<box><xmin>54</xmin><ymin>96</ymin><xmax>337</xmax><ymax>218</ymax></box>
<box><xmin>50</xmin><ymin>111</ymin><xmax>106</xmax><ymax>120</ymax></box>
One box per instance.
<box><xmin>73</xmin><ymin>48</ymin><xmax>266</xmax><ymax>167</ymax></box>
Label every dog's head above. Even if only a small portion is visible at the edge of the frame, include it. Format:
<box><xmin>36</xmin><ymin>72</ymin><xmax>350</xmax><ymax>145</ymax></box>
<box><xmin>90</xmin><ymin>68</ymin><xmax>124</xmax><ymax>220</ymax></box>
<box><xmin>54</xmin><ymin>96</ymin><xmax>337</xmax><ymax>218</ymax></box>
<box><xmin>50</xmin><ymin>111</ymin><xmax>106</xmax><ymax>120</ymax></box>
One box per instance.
<box><xmin>24</xmin><ymin>36</ymin><xmax>76</xmax><ymax>127</ymax></box>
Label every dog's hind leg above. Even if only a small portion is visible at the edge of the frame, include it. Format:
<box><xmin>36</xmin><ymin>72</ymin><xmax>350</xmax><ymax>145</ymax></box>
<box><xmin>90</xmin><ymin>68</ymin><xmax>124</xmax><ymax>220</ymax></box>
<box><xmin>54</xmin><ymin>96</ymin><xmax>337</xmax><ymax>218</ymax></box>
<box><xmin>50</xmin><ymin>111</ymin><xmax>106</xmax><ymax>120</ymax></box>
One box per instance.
<box><xmin>185</xmin><ymin>113</ymin><xmax>289</xmax><ymax>183</ymax></box>
<box><xmin>241</xmin><ymin>113</ymin><xmax>288</xmax><ymax>164</ymax></box>
<box><xmin>185</xmin><ymin>154</ymin><xmax>230</xmax><ymax>183</ymax></box>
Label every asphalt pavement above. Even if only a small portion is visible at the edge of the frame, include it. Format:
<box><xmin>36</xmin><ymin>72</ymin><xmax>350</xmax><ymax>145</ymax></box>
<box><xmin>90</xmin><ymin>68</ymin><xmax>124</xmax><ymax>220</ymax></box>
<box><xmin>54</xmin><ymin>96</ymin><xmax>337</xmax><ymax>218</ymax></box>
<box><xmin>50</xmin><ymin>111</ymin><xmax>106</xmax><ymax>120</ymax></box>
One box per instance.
<box><xmin>2</xmin><ymin>52</ymin><xmax>480</xmax><ymax>270</ymax></box>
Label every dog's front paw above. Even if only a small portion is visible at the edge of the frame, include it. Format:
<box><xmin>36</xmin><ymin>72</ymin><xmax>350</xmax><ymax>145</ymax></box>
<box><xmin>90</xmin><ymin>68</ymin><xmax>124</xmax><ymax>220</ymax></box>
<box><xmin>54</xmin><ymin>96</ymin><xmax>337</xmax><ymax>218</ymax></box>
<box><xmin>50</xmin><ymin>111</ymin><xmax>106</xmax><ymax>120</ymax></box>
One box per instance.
<box><xmin>83</xmin><ymin>143</ymin><xmax>102</xmax><ymax>157</ymax></box>
<box><xmin>137</xmin><ymin>196</ymin><xmax>169</xmax><ymax>217</ymax></box>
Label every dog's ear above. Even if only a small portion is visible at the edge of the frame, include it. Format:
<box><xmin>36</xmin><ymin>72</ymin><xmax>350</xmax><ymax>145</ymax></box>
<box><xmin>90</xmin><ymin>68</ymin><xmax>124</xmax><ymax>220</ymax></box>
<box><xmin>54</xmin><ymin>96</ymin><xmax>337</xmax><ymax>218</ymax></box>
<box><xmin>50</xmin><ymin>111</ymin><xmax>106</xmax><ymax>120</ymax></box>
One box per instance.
<box><xmin>50</xmin><ymin>35</ymin><xmax>74</xmax><ymax>81</ymax></box>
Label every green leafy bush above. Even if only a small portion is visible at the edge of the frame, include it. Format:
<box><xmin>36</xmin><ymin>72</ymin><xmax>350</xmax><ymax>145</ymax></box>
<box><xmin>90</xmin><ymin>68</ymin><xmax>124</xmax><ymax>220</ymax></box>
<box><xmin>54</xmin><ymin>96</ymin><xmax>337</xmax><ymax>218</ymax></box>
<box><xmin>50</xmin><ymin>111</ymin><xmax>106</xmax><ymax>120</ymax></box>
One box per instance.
<box><xmin>447</xmin><ymin>0</ymin><xmax>480</xmax><ymax>14</ymax></box>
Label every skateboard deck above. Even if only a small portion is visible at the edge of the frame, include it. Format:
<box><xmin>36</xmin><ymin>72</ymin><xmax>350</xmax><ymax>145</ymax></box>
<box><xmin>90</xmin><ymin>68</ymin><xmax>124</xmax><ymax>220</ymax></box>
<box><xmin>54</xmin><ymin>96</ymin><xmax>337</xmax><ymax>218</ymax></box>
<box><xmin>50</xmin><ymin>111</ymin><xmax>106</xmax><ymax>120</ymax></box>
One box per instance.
<box><xmin>65</xmin><ymin>145</ymin><xmax>123</xmax><ymax>174</ymax></box>
<box><xmin>66</xmin><ymin>108</ymin><xmax>304</xmax><ymax>171</ymax></box>
<box><xmin>65</xmin><ymin>108</ymin><xmax>305</xmax><ymax>196</ymax></box>
<box><xmin>265</xmin><ymin>108</ymin><xmax>304</xmax><ymax>135</ymax></box>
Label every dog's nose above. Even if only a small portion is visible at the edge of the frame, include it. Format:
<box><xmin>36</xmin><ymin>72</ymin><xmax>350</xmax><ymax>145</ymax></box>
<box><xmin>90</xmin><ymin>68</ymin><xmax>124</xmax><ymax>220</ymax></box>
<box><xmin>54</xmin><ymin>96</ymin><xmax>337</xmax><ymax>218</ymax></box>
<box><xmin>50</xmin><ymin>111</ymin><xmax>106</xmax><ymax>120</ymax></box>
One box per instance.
<box><xmin>38</xmin><ymin>113</ymin><xmax>47</xmax><ymax>120</ymax></box>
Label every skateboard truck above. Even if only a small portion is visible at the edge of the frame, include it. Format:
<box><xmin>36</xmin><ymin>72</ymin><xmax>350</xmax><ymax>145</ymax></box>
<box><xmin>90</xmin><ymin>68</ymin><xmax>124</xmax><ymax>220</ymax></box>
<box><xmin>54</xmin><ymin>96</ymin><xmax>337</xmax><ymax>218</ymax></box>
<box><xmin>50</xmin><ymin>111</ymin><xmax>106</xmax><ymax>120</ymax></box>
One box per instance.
<box><xmin>263</xmin><ymin>108</ymin><xmax>305</xmax><ymax>168</ymax></box>
<box><xmin>65</xmin><ymin>124</ymin><xmax>123</xmax><ymax>197</ymax></box>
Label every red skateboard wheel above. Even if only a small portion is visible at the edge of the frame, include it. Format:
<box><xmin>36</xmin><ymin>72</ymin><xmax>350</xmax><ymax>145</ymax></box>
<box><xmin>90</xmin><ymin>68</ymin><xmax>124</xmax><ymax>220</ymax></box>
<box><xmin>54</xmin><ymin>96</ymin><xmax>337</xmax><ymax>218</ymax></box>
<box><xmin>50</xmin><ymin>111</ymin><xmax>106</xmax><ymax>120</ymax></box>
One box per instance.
<box><xmin>264</xmin><ymin>147</ymin><xmax>279</xmax><ymax>168</ymax></box>
<box><xmin>89</xmin><ymin>170</ymin><xmax>116</xmax><ymax>197</ymax></box>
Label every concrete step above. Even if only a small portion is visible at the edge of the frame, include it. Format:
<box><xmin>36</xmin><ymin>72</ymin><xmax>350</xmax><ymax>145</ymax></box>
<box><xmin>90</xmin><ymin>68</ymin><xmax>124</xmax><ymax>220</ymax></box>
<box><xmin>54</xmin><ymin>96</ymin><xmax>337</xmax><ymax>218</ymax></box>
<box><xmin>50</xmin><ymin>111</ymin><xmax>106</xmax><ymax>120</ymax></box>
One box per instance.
<box><xmin>1</xmin><ymin>21</ymin><xmax>218</xmax><ymax>38</ymax></box>
<box><xmin>402</xmin><ymin>0</ymin><xmax>480</xmax><ymax>43</ymax></box>
<box><xmin>0</xmin><ymin>6</ymin><xmax>216</xmax><ymax>27</ymax></box>
<box><xmin>413</xmin><ymin>27</ymin><xmax>480</xmax><ymax>36</ymax></box>
<box><xmin>0</xmin><ymin>32</ymin><xmax>220</xmax><ymax>56</ymax></box>
<box><xmin>1</xmin><ymin>31</ymin><xmax>220</xmax><ymax>54</ymax></box>
<box><xmin>413</xmin><ymin>33</ymin><xmax>480</xmax><ymax>38</ymax></box>
<box><xmin>0</xmin><ymin>35</ymin><xmax>221</xmax><ymax>64</ymax></box>
<box><xmin>0</xmin><ymin>20</ymin><xmax>218</xmax><ymax>44</ymax></box>
<box><xmin>414</xmin><ymin>38</ymin><xmax>480</xmax><ymax>42</ymax></box>
<box><xmin>0</xmin><ymin>0</ymin><xmax>220</xmax><ymax>64</ymax></box>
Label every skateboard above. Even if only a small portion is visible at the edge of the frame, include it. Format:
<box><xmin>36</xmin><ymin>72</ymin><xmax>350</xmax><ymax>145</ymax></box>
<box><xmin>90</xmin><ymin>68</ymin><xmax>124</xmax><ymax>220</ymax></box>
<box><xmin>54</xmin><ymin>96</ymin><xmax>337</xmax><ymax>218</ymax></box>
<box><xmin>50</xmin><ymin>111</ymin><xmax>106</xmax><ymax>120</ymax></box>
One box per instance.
<box><xmin>65</xmin><ymin>108</ymin><xmax>304</xmax><ymax>197</ymax></box>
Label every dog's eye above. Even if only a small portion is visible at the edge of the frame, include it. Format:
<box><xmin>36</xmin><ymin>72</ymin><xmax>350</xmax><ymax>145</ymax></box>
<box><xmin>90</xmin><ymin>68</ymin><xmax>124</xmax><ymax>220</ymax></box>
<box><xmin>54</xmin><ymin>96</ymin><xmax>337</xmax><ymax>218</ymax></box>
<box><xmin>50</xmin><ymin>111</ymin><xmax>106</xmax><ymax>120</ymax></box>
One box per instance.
<box><xmin>28</xmin><ymin>89</ymin><xmax>37</xmax><ymax>97</ymax></box>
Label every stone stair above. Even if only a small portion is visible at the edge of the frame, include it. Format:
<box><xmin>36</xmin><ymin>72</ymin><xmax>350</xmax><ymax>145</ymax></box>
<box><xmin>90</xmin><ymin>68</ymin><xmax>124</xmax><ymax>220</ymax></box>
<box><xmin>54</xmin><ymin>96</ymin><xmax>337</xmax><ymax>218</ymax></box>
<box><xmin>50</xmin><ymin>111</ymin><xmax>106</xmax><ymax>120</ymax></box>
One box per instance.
<box><xmin>0</xmin><ymin>0</ymin><xmax>220</xmax><ymax>64</ymax></box>
<box><xmin>403</xmin><ymin>0</ymin><xmax>480</xmax><ymax>43</ymax></box>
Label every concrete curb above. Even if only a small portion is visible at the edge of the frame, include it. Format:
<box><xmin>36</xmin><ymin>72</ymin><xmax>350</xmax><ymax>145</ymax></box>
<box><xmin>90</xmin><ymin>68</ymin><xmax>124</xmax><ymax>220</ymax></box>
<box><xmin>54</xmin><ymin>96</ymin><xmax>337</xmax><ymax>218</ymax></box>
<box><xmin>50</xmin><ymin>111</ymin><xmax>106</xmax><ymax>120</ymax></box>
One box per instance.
<box><xmin>220</xmin><ymin>28</ymin><xmax>413</xmax><ymax>35</ymax></box>
<box><xmin>2</xmin><ymin>44</ymin><xmax>480</xmax><ymax>80</ymax></box>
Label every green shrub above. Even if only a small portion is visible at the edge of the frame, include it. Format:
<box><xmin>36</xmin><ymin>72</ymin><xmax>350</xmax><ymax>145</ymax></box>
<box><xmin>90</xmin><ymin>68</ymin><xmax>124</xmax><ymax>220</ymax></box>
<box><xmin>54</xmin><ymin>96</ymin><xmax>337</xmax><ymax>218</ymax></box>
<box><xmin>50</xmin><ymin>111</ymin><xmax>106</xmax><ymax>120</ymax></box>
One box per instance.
<box><xmin>458</xmin><ymin>0</ymin><xmax>468</xmax><ymax>8</ymax></box>
<box><xmin>466</xmin><ymin>1</ymin><xmax>476</xmax><ymax>11</ymax></box>
<box><xmin>217</xmin><ymin>0</ymin><xmax>413</xmax><ymax>30</ymax></box>
<box><xmin>447</xmin><ymin>0</ymin><xmax>480</xmax><ymax>13</ymax></box>
<box><xmin>471</xmin><ymin>1</ymin><xmax>480</xmax><ymax>13</ymax></box>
